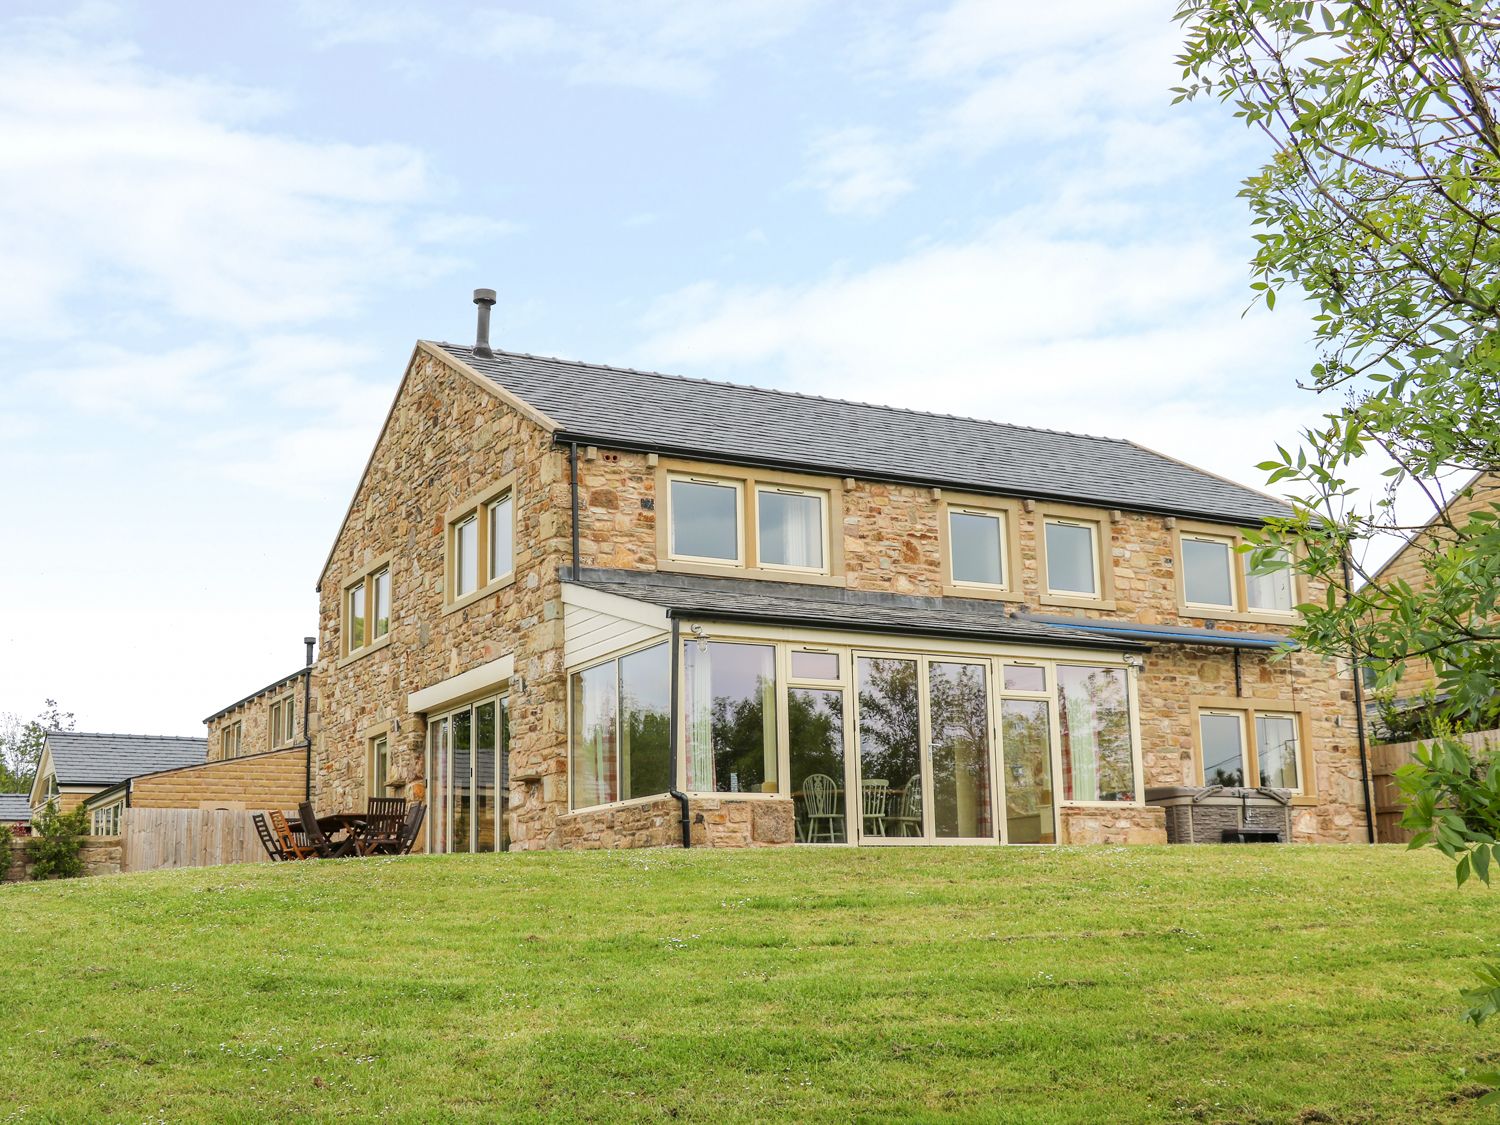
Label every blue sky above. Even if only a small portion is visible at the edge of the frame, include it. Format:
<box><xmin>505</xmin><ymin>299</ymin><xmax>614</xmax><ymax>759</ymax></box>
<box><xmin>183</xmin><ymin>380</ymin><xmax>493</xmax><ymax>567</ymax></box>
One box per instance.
<box><xmin>0</xmin><ymin>1</ymin><xmax>1342</xmax><ymax>735</ymax></box>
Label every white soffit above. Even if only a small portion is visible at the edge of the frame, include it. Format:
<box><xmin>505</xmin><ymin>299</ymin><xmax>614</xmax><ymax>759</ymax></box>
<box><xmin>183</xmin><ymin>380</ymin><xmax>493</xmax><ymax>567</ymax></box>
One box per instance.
<box><xmin>407</xmin><ymin>653</ymin><xmax>515</xmax><ymax>714</ymax></box>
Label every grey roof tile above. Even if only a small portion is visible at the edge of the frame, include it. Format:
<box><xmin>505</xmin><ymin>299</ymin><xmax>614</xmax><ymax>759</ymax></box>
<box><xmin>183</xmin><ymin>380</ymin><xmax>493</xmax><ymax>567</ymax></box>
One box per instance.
<box><xmin>438</xmin><ymin>343</ymin><xmax>1291</xmax><ymax>525</ymax></box>
<box><xmin>567</xmin><ymin>568</ymin><xmax>1144</xmax><ymax>650</ymax></box>
<box><xmin>45</xmin><ymin>732</ymin><xmax>208</xmax><ymax>787</ymax></box>
<box><xmin>0</xmin><ymin>794</ymin><xmax>30</xmax><ymax>822</ymax></box>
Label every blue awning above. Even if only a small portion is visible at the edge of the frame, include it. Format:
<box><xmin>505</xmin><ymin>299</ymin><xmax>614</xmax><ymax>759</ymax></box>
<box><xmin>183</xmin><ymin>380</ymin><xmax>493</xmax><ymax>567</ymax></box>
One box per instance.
<box><xmin>1022</xmin><ymin>615</ymin><xmax>1296</xmax><ymax>651</ymax></box>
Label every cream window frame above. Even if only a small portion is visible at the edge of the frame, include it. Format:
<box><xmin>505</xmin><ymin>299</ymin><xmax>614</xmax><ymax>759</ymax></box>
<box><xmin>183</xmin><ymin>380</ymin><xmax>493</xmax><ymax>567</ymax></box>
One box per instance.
<box><xmin>939</xmin><ymin>494</ymin><xmax>1023</xmax><ymax>601</ymax></box>
<box><xmin>1173</xmin><ymin>520</ymin><xmax>1301</xmax><ymax>624</ymax></box>
<box><xmin>665</xmin><ymin>474</ymin><xmax>747</xmax><ymax>567</ymax></box>
<box><xmin>565</xmin><ymin>637</ymin><xmax>675</xmax><ymax>813</ymax></box>
<box><xmin>221</xmin><ymin>720</ymin><xmax>242</xmax><ymax>760</ymax></box>
<box><xmin>340</xmin><ymin>554</ymin><xmax>395</xmax><ymax>664</ymax></box>
<box><xmin>444</xmin><ymin>476</ymin><xmax>518</xmax><ymax>614</ymax></box>
<box><xmin>655</xmin><ymin>459</ymin><xmax>845</xmax><ymax>586</ymax></box>
<box><xmin>91</xmin><ymin>800</ymin><xmax>123</xmax><ymax>837</ymax></box>
<box><xmin>1189</xmin><ymin>697</ymin><xmax>1313</xmax><ymax>803</ymax></box>
<box><xmin>754</xmin><ymin>485</ymin><xmax>830</xmax><ymax>574</ymax></box>
<box><xmin>1036</xmin><ymin>505</ymin><xmax>1114</xmax><ymax>609</ymax></box>
<box><xmin>268</xmin><ymin>695</ymin><xmax>297</xmax><ymax>750</ymax></box>
<box><xmin>1180</xmin><ymin>532</ymin><xmax>1239</xmax><ymax>612</ymax></box>
<box><xmin>366</xmin><ymin>727</ymin><xmax>393</xmax><ymax>800</ymax></box>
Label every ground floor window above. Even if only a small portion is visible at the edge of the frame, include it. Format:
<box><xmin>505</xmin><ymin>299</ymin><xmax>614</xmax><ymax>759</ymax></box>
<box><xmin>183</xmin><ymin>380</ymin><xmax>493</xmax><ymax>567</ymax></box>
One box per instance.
<box><xmin>368</xmin><ymin>733</ymin><xmax>392</xmax><ymax>798</ymax></box>
<box><xmin>570</xmin><ymin>642</ymin><xmax>672</xmax><ymax>807</ymax></box>
<box><xmin>684</xmin><ymin>641</ymin><xmax>777</xmax><ymax>793</ymax></box>
<box><xmin>1195</xmin><ymin>704</ymin><xmax>1304</xmax><ymax>793</ymax></box>
<box><xmin>427</xmin><ymin>693</ymin><xmax>510</xmax><ymax>853</ymax></box>
<box><xmin>91</xmin><ymin>801</ymin><xmax>122</xmax><ymax>836</ymax></box>
<box><xmin>1057</xmin><ymin>665</ymin><xmax>1135</xmax><ymax>802</ymax></box>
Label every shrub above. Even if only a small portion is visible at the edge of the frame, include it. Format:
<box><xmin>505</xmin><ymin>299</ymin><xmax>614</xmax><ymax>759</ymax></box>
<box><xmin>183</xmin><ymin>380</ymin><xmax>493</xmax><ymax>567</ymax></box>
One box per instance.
<box><xmin>0</xmin><ymin>825</ymin><xmax>15</xmax><ymax>882</ymax></box>
<box><xmin>26</xmin><ymin>800</ymin><xmax>90</xmax><ymax>880</ymax></box>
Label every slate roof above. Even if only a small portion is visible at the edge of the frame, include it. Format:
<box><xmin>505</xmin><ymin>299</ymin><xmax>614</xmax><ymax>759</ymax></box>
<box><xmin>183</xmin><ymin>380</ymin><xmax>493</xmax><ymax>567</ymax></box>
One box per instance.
<box><xmin>45</xmin><ymin>732</ymin><xmax>208</xmax><ymax>787</ymax></box>
<box><xmin>1021</xmin><ymin>615</ymin><xmax>1296</xmax><ymax>651</ymax></box>
<box><xmin>567</xmin><ymin>568</ymin><xmax>1144</xmax><ymax>650</ymax></box>
<box><xmin>0</xmin><ymin>794</ymin><xmax>30</xmax><ymax>823</ymax></box>
<box><xmin>437</xmin><ymin>343</ymin><xmax>1291</xmax><ymax>525</ymax></box>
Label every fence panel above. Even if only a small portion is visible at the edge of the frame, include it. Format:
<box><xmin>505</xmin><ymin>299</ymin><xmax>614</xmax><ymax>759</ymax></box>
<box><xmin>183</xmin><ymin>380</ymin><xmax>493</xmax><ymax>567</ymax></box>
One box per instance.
<box><xmin>1369</xmin><ymin>728</ymin><xmax>1500</xmax><ymax>844</ymax></box>
<box><xmin>120</xmin><ymin>808</ymin><xmax>271</xmax><ymax>873</ymax></box>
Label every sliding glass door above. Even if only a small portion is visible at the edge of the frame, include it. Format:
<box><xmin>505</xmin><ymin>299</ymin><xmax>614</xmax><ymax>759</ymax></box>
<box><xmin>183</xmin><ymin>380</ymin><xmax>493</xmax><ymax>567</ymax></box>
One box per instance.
<box><xmin>427</xmin><ymin>693</ymin><xmax>509</xmax><ymax>854</ymax></box>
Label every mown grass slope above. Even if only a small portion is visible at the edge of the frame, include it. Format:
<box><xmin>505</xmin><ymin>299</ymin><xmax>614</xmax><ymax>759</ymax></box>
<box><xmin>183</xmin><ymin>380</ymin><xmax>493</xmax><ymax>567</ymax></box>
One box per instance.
<box><xmin>2</xmin><ymin>845</ymin><xmax>1496</xmax><ymax>1123</ymax></box>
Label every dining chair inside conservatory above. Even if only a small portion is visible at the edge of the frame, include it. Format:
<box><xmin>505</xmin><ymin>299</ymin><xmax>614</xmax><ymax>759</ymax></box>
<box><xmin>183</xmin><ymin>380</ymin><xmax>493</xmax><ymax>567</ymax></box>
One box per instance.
<box><xmin>887</xmin><ymin>774</ymin><xmax>923</xmax><ymax>837</ymax></box>
<box><xmin>801</xmin><ymin>773</ymin><xmax>843</xmax><ymax>844</ymax></box>
<box><xmin>861</xmin><ymin>779</ymin><xmax>889</xmax><ymax>837</ymax></box>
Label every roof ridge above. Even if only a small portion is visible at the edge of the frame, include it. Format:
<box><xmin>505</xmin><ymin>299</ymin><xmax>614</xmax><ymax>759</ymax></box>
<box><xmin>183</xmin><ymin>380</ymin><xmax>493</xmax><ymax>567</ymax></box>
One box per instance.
<box><xmin>48</xmin><ymin>731</ymin><xmax>207</xmax><ymax>741</ymax></box>
<box><xmin>436</xmin><ymin>342</ymin><xmax>1133</xmax><ymax>447</ymax></box>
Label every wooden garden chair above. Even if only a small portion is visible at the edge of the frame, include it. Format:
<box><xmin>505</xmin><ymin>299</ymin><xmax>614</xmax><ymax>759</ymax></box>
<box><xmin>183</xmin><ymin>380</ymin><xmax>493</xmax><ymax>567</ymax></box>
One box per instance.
<box><xmin>355</xmin><ymin>797</ymin><xmax>408</xmax><ymax>856</ymax></box>
<box><xmin>299</xmin><ymin>801</ymin><xmax>354</xmax><ymax>858</ymax></box>
<box><xmin>268</xmin><ymin>809</ymin><xmax>319</xmax><ymax>861</ymax></box>
<box><xmin>801</xmin><ymin>773</ymin><xmax>844</xmax><ymax>843</ymax></box>
<box><xmin>370</xmin><ymin>802</ymin><xmax>425</xmax><ymax>856</ymax></box>
<box><xmin>252</xmin><ymin>812</ymin><xmax>287</xmax><ymax>862</ymax></box>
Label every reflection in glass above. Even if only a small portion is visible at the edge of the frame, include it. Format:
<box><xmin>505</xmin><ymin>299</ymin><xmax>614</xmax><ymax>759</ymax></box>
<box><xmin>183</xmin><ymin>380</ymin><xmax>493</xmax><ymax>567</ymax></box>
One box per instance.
<box><xmin>347</xmin><ymin>583</ymin><xmax>365</xmax><ymax>650</ymax></box>
<box><xmin>929</xmin><ymin>662</ymin><xmax>992</xmax><ymax>838</ymax></box>
<box><xmin>1247</xmin><ymin>548</ymin><xmax>1294</xmax><ymax>612</ymax></box>
<box><xmin>373</xmin><ymin>569</ymin><xmax>390</xmax><ymax>639</ymax></box>
<box><xmin>759</xmin><ymin>490</ymin><xmax>824</xmax><ymax>569</ymax></box>
<box><xmin>1002</xmin><ymin>699</ymin><xmax>1055</xmax><ymax>844</ymax></box>
<box><xmin>455</xmin><ymin>516</ymin><xmax>478</xmax><ymax>596</ymax></box>
<box><xmin>1003</xmin><ymin>664</ymin><xmax>1046</xmax><ymax>693</ymax></box>
<box><xmin>571</xmin><ymin>662</ymin><xmax>619</xmax><ymax>807</ymax></box>
<box><xmin>950</xmin><ymin>511</ymin><xmax>1004</xmax><ymax>586</ymax></box>
<box><xmin>856</xmin><ymin>657</ymin><xmax>920</xmax><ymax>838</ymax></box>
<box><xmin>1255</xmin><ymin>712</ymin><xmax>1300</xmax><ymax>791</ymax></box>
<box><xmin>1199</xmin><ymin>712</ymin><xmax>1246</xmax><ymax>787</ymax></box>
<box><xmin>790</xmin><ymin>650</ymin><xmax>839</xmax><ymax>680</ymax></box>
<box><xmin>621</xmin><ymin>644</ymin><xmax>671</xmax><ymax>800</ymax></box>
<box><xmin>489</xmin><ymin>495</ymin><xmax>514</xmax><ymax>579</ymax></box>
<box><xmin>475</xmin><ymin>701</ymin><xmax>496</xmax><ymax>852</ymax></box>
<box><xmin>1057</xmin><ymin>665</ymin><xmax>1134</xmax><ymax>800</ymax></box>
<box><xmin>499</xmin><ymin>698</ymin><xmax>511</xmax><ymax>850</ymax></box>
<box><xmin>671</xmin><ymin>480</ymin><xmax>739</xmax><ymax>561</ymax></box>
<box><xmin>1045</xmin><ymin>521</ymin><xmax>1097</xmax><ymax>595</ymax></box>
<box><xmin>431</xmin><ymin>717</ymin><xmax>449</xmax><ymax>854</ymax></box>
<box><xmin>790</xmin><ymin>688</ymin><xmax>845</xmax><ymax>843</ymax></box>
<box><xmin>452</xmin><ymin>708</ymin><xmax>473</xmax><ymax>853</ymax></box>
<box><xmin>685</xmin><ymin>642</ymin><xmax>777</xmax><ymax>793</ymax></box>
<box><xmin>1183</xmin><ymin>537</ymin><xmax>1234</xmax><ymax>606</ymax></box>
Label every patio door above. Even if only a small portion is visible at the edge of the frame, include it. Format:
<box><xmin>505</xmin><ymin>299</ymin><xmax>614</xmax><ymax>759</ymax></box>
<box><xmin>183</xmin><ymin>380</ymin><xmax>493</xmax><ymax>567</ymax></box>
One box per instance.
<box><xmin>427</xmin><ymin>693</ymin><xmax>510</xmax><ymax>854</ymax></box>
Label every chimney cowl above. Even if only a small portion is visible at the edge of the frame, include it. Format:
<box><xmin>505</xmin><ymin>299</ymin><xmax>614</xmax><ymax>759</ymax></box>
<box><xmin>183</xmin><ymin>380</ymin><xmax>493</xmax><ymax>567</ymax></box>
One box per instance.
<box><xmin>472</xmin><ymin>288</ymin><xmax>496</xmax><ymax>359</ymax></box>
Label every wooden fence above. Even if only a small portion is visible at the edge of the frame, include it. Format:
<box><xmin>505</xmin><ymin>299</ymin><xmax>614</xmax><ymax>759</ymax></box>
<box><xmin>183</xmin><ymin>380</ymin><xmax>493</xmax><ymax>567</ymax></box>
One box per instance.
<box><xmin>120</xmin><ymin>808</ymin><xmax>271</xmax><ymax>873</ymax></box>
<box><xmin>1370</xmin><ymin>728</ymin><xmax>1500</xmax><ymax>844</ymax></box>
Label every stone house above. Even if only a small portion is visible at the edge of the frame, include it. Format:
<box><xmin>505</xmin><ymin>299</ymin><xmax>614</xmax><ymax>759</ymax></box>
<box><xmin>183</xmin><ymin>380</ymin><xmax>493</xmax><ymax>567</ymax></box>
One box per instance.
<box><xmin>0</xmin><ymin>794</ymin><xmax>30</xmax><ymax>835</ymax></box>
<box><xmin>29</xmin><ymin>732</ymin><xmax>208</xmax><ymax>831</ymax></box>
<box><xmin>306</xmin><ymin>294</ymin><xmax>1373</xmax><ymax>851</ymax></box>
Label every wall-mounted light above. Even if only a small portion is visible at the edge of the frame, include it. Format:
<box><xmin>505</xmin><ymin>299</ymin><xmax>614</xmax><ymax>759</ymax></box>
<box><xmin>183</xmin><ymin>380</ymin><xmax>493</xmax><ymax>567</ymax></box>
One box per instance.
<box><xmin>690</xmin><ymin>624</ymin><xmax>709</xmax><ymax>653</ymax></box>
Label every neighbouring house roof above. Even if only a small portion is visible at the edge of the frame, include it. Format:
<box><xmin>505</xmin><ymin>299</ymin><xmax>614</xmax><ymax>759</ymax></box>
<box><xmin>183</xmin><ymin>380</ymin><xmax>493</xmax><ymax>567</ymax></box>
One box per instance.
<box><xmin>566</xmin><ymin>567</ymin><xmax>1146</xmax><ymax>650</ymax></box>
<box><xmin>438</xmin><ymin>342</ymin><xmax>1292</xmax><ymax>526</ymax></box>
<box><xmin>44</xmin><ymin>732</ymin><xmax>208</xmax><ymax>788</ymax></box>
<box><xmin>204</xmin><ymin>667</ymin><xmax>309</xmax><ymax>725</ymax></box>
<box><xmin>1021</xmin><ymin>615</ymin><xmax>1297</xmax><ymax>651</ymax></box>
<box><xmin>0</xmin><ymin>794</ymin><xmax>30</xmax><ymax>823</ymax></box>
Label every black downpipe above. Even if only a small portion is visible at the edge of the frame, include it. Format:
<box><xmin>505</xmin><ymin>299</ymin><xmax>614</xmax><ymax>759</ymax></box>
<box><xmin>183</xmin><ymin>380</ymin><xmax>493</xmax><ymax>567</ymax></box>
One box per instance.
<box><xmin>1343</xmin><ymin>554</ymin><xmax>1376</xmax><ymax>843</ymax></box>
<box><xmin>668</xmin><ymin>618</ymin><xmax>691</xmax><ymax>848</ymax></box>
<box><xmin>302</xmin><ymin>636</ymin><xmax>316</xmax><ymax>802</ymax></box>
<box><xmin>569</xmin><ymin>441</ymin><xmax>582</xmax><ymax>580</ymax></box>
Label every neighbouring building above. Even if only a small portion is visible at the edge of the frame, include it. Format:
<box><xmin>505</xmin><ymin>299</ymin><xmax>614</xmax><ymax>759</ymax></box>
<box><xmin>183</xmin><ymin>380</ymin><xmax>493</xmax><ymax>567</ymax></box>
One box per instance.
<box><xmin>29</xmin><ymin>732</ymin><xmax>208</xmax><ymax>825</ymax></box>
<box><xmin>297</xmin><ymin>292</ymin><xmax>1372</xmax><ymax>852</ymax></box>
<box><xmin>0</xmin><ymin>794</ymin><xmax>30</xmax><ymax>835</ymax></box>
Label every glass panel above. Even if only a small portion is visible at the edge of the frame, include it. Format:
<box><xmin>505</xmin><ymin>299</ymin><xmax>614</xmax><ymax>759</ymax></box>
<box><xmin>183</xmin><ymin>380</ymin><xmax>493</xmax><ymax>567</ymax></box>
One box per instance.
<box><xmin>455</xmin><ymin>516</ymin><xmax>478</xmax><ymax>597</ymax></box>
<box><xmin>620</xmin><ymin>644</ymin><xmax>671</xmax><ymax>800</ymax></box>
<box><xmin>684</xmin><ymin>641</ymin><xmax>777</xmax><ymax>793</ymax></box>
<box><xmin>570</xmin><ymin>662</ymin><xmax>619</xmax><ymax>807</ymax></box>
<box><xmin>1199</xmin><ymin>712</ymin><xmax>1246</xmax><ymax>787</ymax></box>
<box><xmin>431</xmin><ymin>717</ymin><xmax>450</xmax><ymax>854</ymax></box>
<box><xmin>856</xmin><ymin>657</ymin><xmax>920</xmax><ymax>839</ymax></box>
<box><xmin>758</xmin><ymin>490</ymin><xmax>824</xmax><ymax>569</ymax></box>
<box><xmin>475</xmin><ymin>701</ymin><xmax>497</xmax><ymax>852</ymax></box>
<box><xmin>1247</xmin><ymin>548</ymin><xmax>1294</xmax><ymax>612</ymax></box>
<box><xmin>1255</xmin><ymin>712</ymin><xmax>1301</xmax><ymax>791</ymax></box>
<box><xmin>1057</xmin><ymin>665</ymin><xmax>1135</xmax><ymax>801</ymax></box>
<box><xmin>929</xmin><ymin>661</ymin><xmax>993</xmax><ymax>839</ymax></box>
<box><xmin>950</xmin><ymin>511</ymin><xmax>1004</xmax><ymax>586</ymax></box>
<box><xmin>373</xmin><ymin>569</ymin><xmax>390</xmax><ymax>639</ymax></box>
<box><xmin>1002</xmin><ymin>699</ymin><xmax>1055</xmax><ymax>843</ymax></box>
<box><xmin>347</xmin><ymin>583</ymin><xmax>365</xmax><ymax>650</ymax></box>
<box><xmin>499</xmin><ymin>697</ymin><xmax>511</xmax><ymax>851</ymax></box>
<box><xmin>670</xmin><ymin>479</ymin><xmax>739</xmax><ymax>561</ymax></box>
<box><xmin>452</xmin><ymin>708</ymin><xmax>473</xmax><ymax>853</ymax></box>
<box><xmin>790</xmin><ymin>650</ymin><xmax>839</xmax><ymax>680</ymax></box>
<box><xmin>489</xmin><ymin>495</ymin><xmax>514</xmax><ymax>579</ymax></box>
<box><xmin>790</xmin><ymin>688</ymin><xmax>845</xmax><ymax>844</ymax></box>
<box><xmin>1003</xmin><ymin>664</ymin><xmax>1046</xmax><ymax>693</ymax></box>
<box><xmin>1183</xmin><ymin>537</ymin><xmax>1234</xmax><ymax>607</ymax></box>
<box><xmin>1045</xmin><ymin>521</ymin><xmax>1097</xmax><ymax>595</ymax></box>
<box><xmin>371</xmin><ymin>735</ymin><xmax>388</xmax><ymax>797</ymax></box>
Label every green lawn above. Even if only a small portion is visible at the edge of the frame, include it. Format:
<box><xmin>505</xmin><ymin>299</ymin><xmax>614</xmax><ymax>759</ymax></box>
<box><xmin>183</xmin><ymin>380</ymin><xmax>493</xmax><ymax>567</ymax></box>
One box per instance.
<box><xmin>2</xmin><ymin>846</ymin><xmax>1497</xmax><ymax>1123</ymax></box>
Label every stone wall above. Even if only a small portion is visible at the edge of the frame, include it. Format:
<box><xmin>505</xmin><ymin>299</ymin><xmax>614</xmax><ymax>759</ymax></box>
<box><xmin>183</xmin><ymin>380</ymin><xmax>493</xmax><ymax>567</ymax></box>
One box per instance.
<box><xmin>127</xmin><ymin>747</ymin><xmax>308</xmax><ymax>810</ymax></box>
<box><xmin>205</xmin><ymin>669</ymin><xmax>315</xmax><ymax>763</ymax></box>
<box><xmin>558</xmin><ymin>795</ymin><xmax>796</xmax><ymax>849</ymax></box>
<box><xmin>1058</xmin><ymin>804</ymin><xmax>1167</xmax><ymax>845</ymax></box>
<box><xmin>3</xmin><ymin>837</ymin><xmax>121</xmax><ymax>882</ymax></box>
<box><xmin>314</xmin><ymin>346</ymin><xmax>570</xmax><ymax>850</ymax></box>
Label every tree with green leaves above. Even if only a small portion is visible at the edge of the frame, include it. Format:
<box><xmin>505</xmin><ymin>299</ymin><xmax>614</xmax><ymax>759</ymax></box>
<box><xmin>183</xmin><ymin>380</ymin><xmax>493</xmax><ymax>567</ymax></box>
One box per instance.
<box><xmin>26</xmin><ymin>799</ymin><xmax>90</xmax><ymax>880</ymax></box>
<box><xmin>1174</xmin><ymin>0</ymin><xmax>1499</xmax><ymax>1097</ymax></box>
<box><xmin>0</xmin><ymin>700</ymin><xmax>75</xmax><ymax>793</ymax></box>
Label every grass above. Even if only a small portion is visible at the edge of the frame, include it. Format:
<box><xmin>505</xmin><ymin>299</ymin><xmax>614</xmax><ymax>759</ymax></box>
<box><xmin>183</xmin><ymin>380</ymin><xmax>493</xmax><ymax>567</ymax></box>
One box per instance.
<box><xmin>2</xmin><ymin>846</ymin><xmax>1498</xmax><ymax>1124</ymax></box>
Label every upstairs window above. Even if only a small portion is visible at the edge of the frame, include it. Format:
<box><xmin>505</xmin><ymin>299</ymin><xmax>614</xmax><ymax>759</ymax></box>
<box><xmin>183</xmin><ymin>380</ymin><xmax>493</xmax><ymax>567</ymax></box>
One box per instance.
<box><xmin>669</xmin><ymin>477</ymin><xmax>742</xmax><ymax>563</ymax></box>
<box><xmin>757</xmin><ymin>486</ymin><xmax>825</xmax><ymax>570</ymax></box>
<box><xmin>446</xmin><ymin>480</ymin><xmax>517</xmax><ymax>608</ymax></box>
<box><xmin>1182</xmin><ymin>534</ymin><xmax>1236</xmax><ymax>608</ymax></box>
<box><xmin>950</xmin><ymin>509</ymin><xmax>1007</xmax><ymax>587</ymax></box>
<box><xmin>269</xmin><ymin>696</ymin><xmax>297</xmax><ymax>749</ymax></box>
<box><xmin>344</xmin><ymin>562</ymin><xmax>391</xmax><ymax>656</ymax></box>
<box><xmin>221</xmin><ymin>720</ymin><xmax>242</xmax><ymax>759</ymax></box>
<box><xmin>1246</xmin><ymin>548</ymin><xmax>1294</xmax><ymax>613</ymax></box>
<box><xmin>1044</xmin><ymin>518</ymin><xmax>1100</xmax><ymax>597</ymax></box>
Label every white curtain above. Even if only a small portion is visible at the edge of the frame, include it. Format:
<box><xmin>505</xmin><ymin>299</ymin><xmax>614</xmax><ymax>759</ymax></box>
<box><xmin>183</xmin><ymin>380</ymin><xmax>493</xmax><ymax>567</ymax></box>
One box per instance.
<box><xmin>686</xmin><ymin>643</ymin><xmax>715</xmax><ymax>789</ymax></box>
<box><xmin>1063</xmin><ymin>684</ymin><xmax>1100</xmax><ymax>801</ymax></box>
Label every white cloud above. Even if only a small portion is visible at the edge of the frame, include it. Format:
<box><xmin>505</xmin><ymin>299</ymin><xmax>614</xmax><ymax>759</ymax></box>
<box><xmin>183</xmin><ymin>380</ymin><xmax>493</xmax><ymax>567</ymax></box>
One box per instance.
<box><xmin>803</xmin><ymin>127</ymin><xmax>914</xmax><ymax>215</ymax></box>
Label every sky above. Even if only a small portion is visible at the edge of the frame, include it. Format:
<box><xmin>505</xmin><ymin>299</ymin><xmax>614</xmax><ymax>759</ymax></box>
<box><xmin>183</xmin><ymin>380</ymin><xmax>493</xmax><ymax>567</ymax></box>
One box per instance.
<box><xmin>0</xmin><ymin>0</ymin><xmax>1361</xmax><ymax>736</ymax></box>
